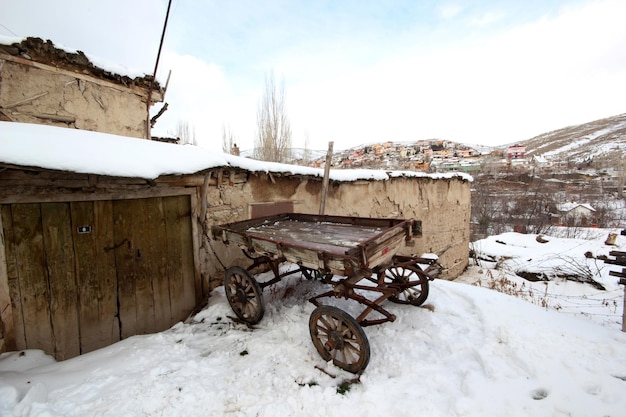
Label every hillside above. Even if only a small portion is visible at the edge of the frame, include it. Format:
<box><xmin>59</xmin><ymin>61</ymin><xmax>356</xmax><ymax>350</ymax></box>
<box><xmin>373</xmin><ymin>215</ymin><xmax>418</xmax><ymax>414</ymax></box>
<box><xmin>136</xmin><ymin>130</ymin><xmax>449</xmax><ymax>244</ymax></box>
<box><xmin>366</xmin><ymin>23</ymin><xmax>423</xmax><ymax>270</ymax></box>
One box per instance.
<box><xmin>518</xmin><ymin>113</ymin><xmax>626</xmax><ymax>165</ymax></box>
<box><xmin>238</xmin><ymin>113</ymin><xmax>626</xmax><ymax>171</ymax></box>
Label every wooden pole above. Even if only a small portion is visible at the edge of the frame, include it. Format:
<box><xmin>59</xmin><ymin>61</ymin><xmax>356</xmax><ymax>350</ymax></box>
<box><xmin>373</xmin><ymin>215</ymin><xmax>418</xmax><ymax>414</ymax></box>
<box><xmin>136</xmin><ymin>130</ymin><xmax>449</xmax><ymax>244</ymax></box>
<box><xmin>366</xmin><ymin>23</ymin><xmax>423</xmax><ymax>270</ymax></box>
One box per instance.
<box><xmin>622</xmin><ymin>279</ymin><xmax>626</xmax><ymax>332</ymax></box>
<box><xmin>319</xmin><ymin>141</ymin><xmax>334</xmax><ymax>215</ymax></box>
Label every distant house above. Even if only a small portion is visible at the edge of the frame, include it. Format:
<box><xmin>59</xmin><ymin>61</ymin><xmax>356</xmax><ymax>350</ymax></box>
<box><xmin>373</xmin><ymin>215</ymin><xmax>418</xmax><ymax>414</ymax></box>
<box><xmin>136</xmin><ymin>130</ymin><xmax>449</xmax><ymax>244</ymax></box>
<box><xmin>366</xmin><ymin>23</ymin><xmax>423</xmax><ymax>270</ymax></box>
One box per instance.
<box><xmin>506</xmin><ymin>144</ymin><xmax>526</xmax><ymax>159</ymax></box>
<box><xmin>532</xmin><ymin>155</ymin><xmax>552</xmax><ymax>169</ymax></box>
<box><xmin>557</xmin><ymin>202</ymin><xmax>596</xmax><ymax>224</ymax></box>
<box><xmin>456</xmin><ymin>148</ymin><xmax>475</xmax><ymax>158</ymax></box>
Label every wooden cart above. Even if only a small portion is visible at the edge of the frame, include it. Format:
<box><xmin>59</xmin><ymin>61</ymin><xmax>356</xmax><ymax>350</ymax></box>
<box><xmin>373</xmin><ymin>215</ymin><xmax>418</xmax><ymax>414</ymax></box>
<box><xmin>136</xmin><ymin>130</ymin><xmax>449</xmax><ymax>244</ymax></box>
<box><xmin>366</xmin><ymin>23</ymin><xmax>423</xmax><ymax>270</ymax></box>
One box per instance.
<box><xmin>211</xmin><ymin>213</ymin><xmax>434</xmax><ymax>373</ymax></box>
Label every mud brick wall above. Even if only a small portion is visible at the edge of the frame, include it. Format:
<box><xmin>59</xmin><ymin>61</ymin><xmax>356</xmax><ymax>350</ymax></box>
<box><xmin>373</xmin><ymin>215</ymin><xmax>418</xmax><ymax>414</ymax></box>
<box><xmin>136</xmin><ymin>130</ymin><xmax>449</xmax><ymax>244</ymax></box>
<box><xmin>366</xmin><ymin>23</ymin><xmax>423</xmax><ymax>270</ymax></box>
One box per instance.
<box><xmin>0</xmin><ymin>55</ymin><xmax>151</xmax><ymax>138</ymax></box>
<box><xmin>202</xmin><ymin>172</ymin><xmax>471</xmax><ymax>289</ymax></box>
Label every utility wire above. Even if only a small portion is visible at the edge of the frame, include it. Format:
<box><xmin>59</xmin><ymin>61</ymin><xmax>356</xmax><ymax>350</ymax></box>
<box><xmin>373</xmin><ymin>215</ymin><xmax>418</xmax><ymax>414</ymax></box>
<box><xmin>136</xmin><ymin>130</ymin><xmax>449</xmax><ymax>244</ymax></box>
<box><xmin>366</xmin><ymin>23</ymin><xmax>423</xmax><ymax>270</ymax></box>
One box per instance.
<box><xmin>0</xmin><ymin>22</ymin><xmax>18</xmax><ymax>37</ymax></box>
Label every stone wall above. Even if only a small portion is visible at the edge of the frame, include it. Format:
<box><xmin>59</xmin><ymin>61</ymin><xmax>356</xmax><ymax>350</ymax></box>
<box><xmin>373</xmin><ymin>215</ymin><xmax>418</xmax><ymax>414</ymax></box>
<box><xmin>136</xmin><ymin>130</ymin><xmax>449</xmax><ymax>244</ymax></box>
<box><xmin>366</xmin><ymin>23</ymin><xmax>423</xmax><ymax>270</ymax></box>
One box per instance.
<box><xmin>202</xmin><ymin>172</ymin><xmax>471</xmax><ymax>289</ymax></box>
<box><xmin>0</xmin><ymin>56</ymin><xmax>151</xmax><ymax>138</ymax></box>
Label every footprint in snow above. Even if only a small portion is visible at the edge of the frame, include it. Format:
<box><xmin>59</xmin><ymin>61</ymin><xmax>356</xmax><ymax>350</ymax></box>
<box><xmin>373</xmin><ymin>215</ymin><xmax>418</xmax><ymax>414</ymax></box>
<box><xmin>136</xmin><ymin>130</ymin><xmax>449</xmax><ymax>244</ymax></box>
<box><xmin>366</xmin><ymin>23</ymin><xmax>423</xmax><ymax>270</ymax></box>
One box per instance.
<box><xmin>531</xmin><ymin>388</ymin><xmax>549</xmax><ymax>400</ymax></box>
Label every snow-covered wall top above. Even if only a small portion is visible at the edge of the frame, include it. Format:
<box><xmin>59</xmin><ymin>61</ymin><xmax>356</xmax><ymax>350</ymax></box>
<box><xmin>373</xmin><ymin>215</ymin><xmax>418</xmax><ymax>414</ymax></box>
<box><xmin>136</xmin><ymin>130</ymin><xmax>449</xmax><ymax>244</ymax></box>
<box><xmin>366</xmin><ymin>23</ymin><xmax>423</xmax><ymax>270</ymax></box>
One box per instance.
<box><xmin>0</xmin><ymin>122</ymin><xmax>472</xmax><ymax>182</ymax></box>
<box><xmin>0</xmin><ymin>36</ymin><xmax>157</xmax><ymax>89</ymax></box>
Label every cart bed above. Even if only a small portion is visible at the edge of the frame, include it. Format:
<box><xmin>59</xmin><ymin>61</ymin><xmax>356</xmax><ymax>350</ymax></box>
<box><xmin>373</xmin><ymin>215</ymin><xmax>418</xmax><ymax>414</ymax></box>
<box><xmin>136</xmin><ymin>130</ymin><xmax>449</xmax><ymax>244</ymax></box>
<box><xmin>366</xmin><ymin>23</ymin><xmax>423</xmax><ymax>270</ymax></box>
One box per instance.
<box><xmin>212</xmin><ymin>213</ymin><xmax>413</xmax><ymax>275</ymax></box>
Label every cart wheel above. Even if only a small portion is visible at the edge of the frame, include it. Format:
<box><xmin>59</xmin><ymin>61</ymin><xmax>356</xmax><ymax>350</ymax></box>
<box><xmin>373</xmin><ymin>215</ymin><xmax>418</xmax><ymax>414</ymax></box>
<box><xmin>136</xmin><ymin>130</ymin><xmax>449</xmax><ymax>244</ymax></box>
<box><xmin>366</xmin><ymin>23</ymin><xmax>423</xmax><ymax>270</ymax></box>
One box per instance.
<box><xmin>380</xmin><ymin>265</ymin><xmax>429</xmax><ymax>306</ymax></box>
<box><xmin>224</xmin><ymin>266</ymin><xmax>264</xmax><ymax>324</ymax></box>
<box><xmin>309</xmin><ymin>306</ymin><xmax>370</xmax><ymax>374</ymax></box>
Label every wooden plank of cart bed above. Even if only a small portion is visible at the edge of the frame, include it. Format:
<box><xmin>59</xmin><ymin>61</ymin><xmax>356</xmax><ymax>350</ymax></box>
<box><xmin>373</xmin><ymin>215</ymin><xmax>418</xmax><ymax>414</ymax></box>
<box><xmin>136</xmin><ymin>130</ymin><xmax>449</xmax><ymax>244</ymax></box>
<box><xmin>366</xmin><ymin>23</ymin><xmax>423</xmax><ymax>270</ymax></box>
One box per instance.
<box><xmin>243</xmin><ymin>234</ymin><xmax>353</xmax><ymax>275</ymax></box>
<box><xmin>245</xmin><ymin>222</ymin><xmax>384</xmax><ymax>249</ymax></box>
<box><xmin>361</xmin><ymin>222</ymin><xmax>409</xmax><ymax>250</ymax></box>
<box><xmin>364</xmin><ymin>233</ymin><xmax>407</xmax><ymax>268</ymax></box>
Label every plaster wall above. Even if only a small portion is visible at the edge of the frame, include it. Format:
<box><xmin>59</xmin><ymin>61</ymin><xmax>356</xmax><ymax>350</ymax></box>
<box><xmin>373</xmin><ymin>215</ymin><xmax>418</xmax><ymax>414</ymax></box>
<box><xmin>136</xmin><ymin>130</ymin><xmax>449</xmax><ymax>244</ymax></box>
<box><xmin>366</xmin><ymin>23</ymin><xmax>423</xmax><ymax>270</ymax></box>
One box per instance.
<box><xmin>202</xmin><ymin>173</ymin><xmax>471</xmax><ymax>289</ymax></box>
<box><xmin>0</xmin><ymin>58</ymin><xmax>148</xmax><ymax>138</ymax></box>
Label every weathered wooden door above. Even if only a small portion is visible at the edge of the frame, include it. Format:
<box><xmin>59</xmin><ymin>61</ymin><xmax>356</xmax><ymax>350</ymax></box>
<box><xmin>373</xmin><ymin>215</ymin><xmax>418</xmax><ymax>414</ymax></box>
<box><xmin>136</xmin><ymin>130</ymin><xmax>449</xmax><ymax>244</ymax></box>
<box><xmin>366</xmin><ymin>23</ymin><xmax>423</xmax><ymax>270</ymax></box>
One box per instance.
<box><xmin>1</xmin><ymin>195</ymin><xmax>196</xmax><ymax>360</ymax></box>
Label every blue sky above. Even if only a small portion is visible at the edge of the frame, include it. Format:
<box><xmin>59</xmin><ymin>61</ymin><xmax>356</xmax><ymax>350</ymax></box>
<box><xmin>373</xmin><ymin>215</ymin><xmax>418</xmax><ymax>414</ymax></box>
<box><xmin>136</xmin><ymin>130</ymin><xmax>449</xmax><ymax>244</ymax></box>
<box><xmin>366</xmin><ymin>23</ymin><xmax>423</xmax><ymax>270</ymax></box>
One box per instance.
<box><xmin>1</xmin><ymin>0</ymin><xmax>625</xmax><ymax>151</ymax></box>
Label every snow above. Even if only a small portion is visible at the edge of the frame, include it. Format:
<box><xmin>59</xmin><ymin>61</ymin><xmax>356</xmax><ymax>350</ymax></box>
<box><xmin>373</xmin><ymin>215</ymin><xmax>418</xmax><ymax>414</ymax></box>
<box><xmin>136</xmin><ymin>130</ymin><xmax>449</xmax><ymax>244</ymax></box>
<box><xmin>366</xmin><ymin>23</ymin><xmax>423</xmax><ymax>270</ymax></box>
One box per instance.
<box><xmin>0</xmin><ymin>35</ymin><xmax>151</xmax><ymax>80</ymax></box>
<box><xmin>465</xmin><ymin>228</ymin><xmax>625</xmax><ymax>328</ymax></box>
<box><xmin>1</xmin><ymin>122</ymin><xmax>472</xmax><ymax>183</ymax></box>
<box><xmin>1</xmin><ymin>229</ymin><xmax>625</xmax><ymax>417</ymax></box>
<box><xmin>539</xmin><ymin>120</ymin><xmax>626</xmax><ymax>159</ymax></box>
<box><xmin>0</xmin><ymin>122</ymin><xmax>229</xmax><ymax>179</ymax></box>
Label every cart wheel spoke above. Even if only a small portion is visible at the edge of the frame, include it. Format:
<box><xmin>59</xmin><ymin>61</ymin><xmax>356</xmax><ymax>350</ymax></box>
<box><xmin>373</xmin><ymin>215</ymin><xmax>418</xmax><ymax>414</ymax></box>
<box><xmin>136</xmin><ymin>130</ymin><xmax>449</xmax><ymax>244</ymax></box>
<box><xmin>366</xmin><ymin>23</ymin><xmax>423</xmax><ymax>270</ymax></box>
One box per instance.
<box><xmin>380</xmin><ymin>264</ymin><xmax>430</xmax><ymax>306</ymax></box>
<box><xmin>224</xmin><ymin>266</ymin><xmax>265</xmax><ymax>324</ymax></box>
<box><xmin>309</xmin><ymin>306</ymin><xmax>370</xmax><ymax>374</ymax></box>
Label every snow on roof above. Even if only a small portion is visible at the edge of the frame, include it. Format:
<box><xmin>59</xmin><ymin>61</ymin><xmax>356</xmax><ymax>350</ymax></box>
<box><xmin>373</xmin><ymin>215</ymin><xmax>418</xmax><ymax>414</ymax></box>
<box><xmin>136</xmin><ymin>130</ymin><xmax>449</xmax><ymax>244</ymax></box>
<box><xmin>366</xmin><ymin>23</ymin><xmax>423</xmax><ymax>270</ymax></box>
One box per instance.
<box><xmin>0</xmin><ymin>36</ymin><xmax>155</xmax><ymax>88</ymax></box>
<box><xmin>0</xmin><ymin>122</ymin><xmax>472</xmax><ymax>182</ymax></box>
<box><xmin>0</xmin><ymin>122</ymin><xmax>228</xmax><ymax>179</ymax></box>
<box><xmin>557</xmin><ymin>202</ymin><xmax>596</xmax><ymax>212</ymax></box>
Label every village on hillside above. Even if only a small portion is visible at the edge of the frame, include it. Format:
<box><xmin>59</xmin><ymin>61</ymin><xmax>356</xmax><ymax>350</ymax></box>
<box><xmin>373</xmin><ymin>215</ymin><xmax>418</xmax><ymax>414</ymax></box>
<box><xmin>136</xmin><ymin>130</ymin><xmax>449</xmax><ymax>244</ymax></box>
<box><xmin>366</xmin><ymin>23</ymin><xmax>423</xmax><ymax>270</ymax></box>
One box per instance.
<box><xmin>305</xmin><ymin>140</ymin><xmax>607</xmax><ymax>176</ymax></box>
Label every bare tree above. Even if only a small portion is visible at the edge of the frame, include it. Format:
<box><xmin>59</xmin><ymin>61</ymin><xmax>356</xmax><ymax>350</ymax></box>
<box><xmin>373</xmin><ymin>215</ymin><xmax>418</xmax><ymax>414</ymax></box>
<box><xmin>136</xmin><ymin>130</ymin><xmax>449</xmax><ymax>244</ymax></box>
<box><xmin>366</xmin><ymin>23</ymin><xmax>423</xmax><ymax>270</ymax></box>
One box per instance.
<box><xmin>171</xmin><ymin>120</ymin><xmax>196</xmax><ymax>145</ymax></box>
<box><xmin>222</xmin><ymin>124</ymin><xmax>238</xmax><ymax>154</ymax></box>
<box><xmin>302</xmin><ymin>130</ymin><xmax>312</xmax><ymax>166</ymax></box>
<box><xmin>254</xmin><ymin>71</ymin><xmax>292</xmax><ymax>162</ymax></box>
<box><xmin>471</xmin><ymin>174</ymin><xmax>508</xmax><ymax>240</ymax></box>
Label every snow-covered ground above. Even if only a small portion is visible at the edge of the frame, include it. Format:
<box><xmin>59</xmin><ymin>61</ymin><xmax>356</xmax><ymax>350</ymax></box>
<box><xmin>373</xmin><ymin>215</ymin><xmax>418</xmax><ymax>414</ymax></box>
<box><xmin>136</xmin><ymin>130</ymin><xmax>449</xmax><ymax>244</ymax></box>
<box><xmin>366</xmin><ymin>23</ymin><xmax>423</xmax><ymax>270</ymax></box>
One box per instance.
<box><xmin>465</xmin><ymin>227</ymin><xmax>625</xmax><ymax>328</ymax></box>
<box><xmin>1</xmin><ymin>229</ymin><xmax>625</xmax><ymax>417</ymax></box>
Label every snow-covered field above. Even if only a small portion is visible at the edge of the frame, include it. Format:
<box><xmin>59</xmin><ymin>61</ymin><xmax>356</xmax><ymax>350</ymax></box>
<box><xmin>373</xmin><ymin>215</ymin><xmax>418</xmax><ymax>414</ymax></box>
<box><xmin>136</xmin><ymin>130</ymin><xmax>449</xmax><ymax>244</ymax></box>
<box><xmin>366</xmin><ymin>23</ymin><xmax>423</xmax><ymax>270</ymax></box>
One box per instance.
<box><xmin>465</xmin><ymin>227</ymin><xmax>625</xmax><ymax>328</ymax></box>
<box><xmin>1</xmin><ymin>229</ymin><xmax>625</xmax><ymax>417</ymax></box>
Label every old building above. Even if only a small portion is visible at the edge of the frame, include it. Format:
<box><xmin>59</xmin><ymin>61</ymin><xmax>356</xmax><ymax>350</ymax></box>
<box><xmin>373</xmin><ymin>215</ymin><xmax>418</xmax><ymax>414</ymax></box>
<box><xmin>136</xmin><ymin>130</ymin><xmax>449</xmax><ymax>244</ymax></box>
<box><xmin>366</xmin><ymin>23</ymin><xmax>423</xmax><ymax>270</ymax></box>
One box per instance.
<box><xmin>0</xmin><ymin>38</ymin><xmax>472</xmax><ymax>361</ymax></box>
<box><xmin>0</xmin><ymin>37</ymin><xmax>163</xmax><ymax>138</ymax></box>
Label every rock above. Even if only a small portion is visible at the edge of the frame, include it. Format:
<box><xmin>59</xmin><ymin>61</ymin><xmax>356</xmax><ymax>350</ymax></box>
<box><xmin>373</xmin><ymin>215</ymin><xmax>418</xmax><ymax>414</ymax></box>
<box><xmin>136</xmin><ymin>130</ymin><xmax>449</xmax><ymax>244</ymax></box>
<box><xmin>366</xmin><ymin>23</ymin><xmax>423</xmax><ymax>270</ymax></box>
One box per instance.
<box><xmin>605</xmin><ymin>233</ymin><xmax>618</xmax><ymax>246</ymax></box>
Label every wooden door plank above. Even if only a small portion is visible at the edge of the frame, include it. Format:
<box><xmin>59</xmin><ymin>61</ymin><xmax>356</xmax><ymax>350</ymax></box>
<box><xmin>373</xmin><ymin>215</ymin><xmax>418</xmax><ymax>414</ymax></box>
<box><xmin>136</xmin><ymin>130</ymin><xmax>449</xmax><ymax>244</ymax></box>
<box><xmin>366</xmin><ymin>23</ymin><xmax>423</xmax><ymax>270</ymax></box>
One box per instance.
<box><xmin>146</xmin><ymin>197</ymin><xmax>170</xmax><ymax>331</ymax></box>
<box><xmin>131</xmin><ymin>198</ymin><xmax>157</xmax><ymax>335</ymax></box>
<box><xmin>112</xmin><ymin>199</ymin><xmax>139</xmax><ymax>339</ymax></box>
<box><xmin>164</xmin><ymin>195</ymin><xmax>195</xmax><ymax>322</ymax></box>
<box><xmin>10</xmin><ymin>204</ymin><xmax>54</xmax><ymax>354</ymax></box>
<box><xmin>93</xmin><ymin>200</ymin><xmax>120</xmax><ymax>348</ymax></box>
<box><xmin>71</xmin><ymin>200</ymin><xmax>119</xmax><ymax>354</ymax></box>
<box><xmin>0</xmin><ymin>205</ymin><xmax>20</xmax><ymax>351</ymax></box>
<box><xmin>41</xmin><ymin>202</ymin><xmax>80</xmax><ymax>360</ymax></box>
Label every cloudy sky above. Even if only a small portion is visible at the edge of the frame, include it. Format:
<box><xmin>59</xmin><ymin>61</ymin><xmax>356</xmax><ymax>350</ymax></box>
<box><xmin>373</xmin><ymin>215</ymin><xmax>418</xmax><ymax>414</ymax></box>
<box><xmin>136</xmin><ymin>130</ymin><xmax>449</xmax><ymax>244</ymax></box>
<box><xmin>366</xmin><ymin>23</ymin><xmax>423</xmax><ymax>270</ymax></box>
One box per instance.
<box><xmin>1</xmin><ymin>0</ymin><xmax>625</xmax><ymax>151</ymax></box>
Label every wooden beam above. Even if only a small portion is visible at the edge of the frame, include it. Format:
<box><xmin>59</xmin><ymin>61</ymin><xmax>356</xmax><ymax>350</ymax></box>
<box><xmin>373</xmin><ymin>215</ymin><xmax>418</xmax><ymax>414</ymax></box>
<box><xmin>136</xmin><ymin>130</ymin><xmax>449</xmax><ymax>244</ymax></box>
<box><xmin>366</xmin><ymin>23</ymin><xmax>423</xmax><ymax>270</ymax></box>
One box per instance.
<box><xmin>9</xmin><ymin>111</ymin><xmax>76</xmax><ymax>123</ymax></box>
<box><xmin>319</xmin><ymin>141</ymin><xmax>333</xmax><ymax>215</ymax></box>
<box><xmin>0</xmin><ymin>186</ymin><xmax>195</xmax><ymax>204</ymax></box>
<box><xmin>0</xmin><ymin>53</ymin><xmax>162</xmax><ymax>101</ymax></box>
<box><xmin>609</xmin><ymin>270</ymin><xmax>626</xmax><ymax>278</ymax></box>
<box><xmin>3</xmin><ymin>91</ymin><xmax>49</xmax><ymax>109</ymax></box>
<box><xmin>0</xmin><ymin>208</ymin><xmax>17</xmax><ymax>352</ymax></box>
<box><xmin>189</xmin><ymin>192</ymin><xmax>204</xmax><ymax>300</ymax></box>
<box><xmin>200</xmin><ymin>172</ymin><xmax>211</xmax><ymax>222</ymax></box>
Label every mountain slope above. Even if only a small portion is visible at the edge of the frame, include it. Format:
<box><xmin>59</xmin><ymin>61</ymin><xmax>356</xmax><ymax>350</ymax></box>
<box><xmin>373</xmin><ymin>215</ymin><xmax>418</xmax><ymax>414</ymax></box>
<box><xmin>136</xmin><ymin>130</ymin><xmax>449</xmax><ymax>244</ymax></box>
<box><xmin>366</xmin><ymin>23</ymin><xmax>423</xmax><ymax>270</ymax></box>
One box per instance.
<box><xmin>521</xmin><ymin>113</ymin><xmax>626</xmax><ymax>164</ymax></box>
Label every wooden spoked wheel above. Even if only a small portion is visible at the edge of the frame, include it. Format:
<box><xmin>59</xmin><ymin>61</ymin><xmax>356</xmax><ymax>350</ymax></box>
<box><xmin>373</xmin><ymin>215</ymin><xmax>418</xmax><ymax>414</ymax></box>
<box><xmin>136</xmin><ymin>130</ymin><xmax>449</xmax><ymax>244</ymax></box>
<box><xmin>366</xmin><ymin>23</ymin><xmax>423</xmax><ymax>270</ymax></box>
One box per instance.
<box><xmin>309</xmin><ymin>306</ymin><xmax>370</xmax><ymax>373</ymax></box>
<box><xmin>379</xmin><ymin>264</ymin><xmax>429</xmax><ymax>306</ymax></box>
<box><xmin>224</xmin><ymin>266</ymin><xmax>265</xmax><ymax>324</ymax></box>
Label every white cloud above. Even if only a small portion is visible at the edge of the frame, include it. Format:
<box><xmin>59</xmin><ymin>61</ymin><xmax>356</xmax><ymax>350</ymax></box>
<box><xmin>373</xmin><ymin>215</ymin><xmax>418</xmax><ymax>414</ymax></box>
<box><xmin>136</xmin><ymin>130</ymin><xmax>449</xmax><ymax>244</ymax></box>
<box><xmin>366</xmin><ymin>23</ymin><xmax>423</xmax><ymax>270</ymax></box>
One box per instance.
<box><xmin>439</xmin><ymin>4</ymin><xmax>464</xmax><ymax>20</ymax></box>
<box><xmin>281</xmin><ymin>0</ymin><xmax>626</xmax><ymax>148</ymax></box>
<box><xmin>152</xmin><ymin>51</ymin><xmax>264</xmax><ymax>151</ymax></box>
<box><xmin>470</xmin><ymin>11</ymin><xmax>506</xmax><ymax>27</ymax></box>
